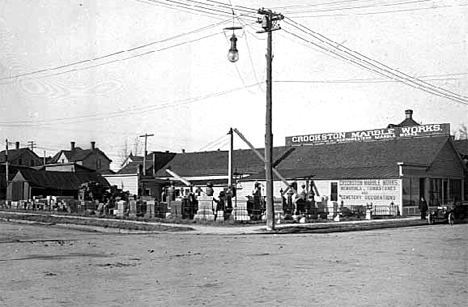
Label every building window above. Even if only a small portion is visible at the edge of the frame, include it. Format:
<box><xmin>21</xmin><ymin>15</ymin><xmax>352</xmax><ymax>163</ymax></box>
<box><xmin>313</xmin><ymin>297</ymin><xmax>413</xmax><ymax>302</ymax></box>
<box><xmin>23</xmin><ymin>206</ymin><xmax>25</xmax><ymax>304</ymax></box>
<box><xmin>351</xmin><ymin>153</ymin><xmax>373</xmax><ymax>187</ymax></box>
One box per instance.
<box><xmin>449</xmin><ymin>180</ymin><xmax>462</xmax><ymax>203</ymax></box>
<box><xmin>428</xmin><ymin>178</ymin><xmax>442</xmax><ymax>206</ymax></box>
<box><xmin>330</xmin><ymin>182</ymin><xmax>338</xmax><ymax>201</ymax></box>
<box><xmin>18</xmin><ymin>158</ymin><xmax>23</xmax><ymax>165</ymax></box>
<box><xmin>30</xmin><ymin>160</ymin><xmax>35</xmax><ymax>167</ymax></box>
<box><xmin>96</xmin><ymin>159</ymin><xmax>102</xmax><ymax>170</ymax></box>
<box><xmin>403</xmin><ymin>177</ymin><xmax>420</xmax><ymax>207</ymax></box>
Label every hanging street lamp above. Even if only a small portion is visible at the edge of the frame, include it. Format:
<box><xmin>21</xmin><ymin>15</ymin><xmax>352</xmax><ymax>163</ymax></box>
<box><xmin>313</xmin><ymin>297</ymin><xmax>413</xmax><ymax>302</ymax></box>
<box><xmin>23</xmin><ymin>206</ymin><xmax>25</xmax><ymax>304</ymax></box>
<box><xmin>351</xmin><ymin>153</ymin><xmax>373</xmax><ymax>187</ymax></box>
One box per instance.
<box><xmin>224</xmin><ymin>26</ymin><xmax>243</xmax><ymax>63</ymax></box>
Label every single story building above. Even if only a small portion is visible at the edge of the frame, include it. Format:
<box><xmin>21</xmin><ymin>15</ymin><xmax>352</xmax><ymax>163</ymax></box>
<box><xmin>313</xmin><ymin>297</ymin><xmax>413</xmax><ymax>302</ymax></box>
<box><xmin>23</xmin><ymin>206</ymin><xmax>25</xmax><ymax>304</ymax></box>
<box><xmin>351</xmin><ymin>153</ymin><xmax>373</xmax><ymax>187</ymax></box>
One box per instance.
<box><xmin>7</xmin><ymin>169</ymin><xmax>109</xmax><ymax>201</ymax></box>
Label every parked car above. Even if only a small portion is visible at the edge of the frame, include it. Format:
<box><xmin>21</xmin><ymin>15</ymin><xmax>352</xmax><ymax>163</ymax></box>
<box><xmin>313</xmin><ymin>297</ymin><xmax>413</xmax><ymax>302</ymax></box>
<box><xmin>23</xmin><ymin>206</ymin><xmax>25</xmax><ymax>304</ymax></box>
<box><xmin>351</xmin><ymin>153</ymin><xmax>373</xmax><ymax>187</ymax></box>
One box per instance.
<box><xmin>428</xmin><ymin>203</ymin><xmax>468</xmax><ymax>225</ymax></box>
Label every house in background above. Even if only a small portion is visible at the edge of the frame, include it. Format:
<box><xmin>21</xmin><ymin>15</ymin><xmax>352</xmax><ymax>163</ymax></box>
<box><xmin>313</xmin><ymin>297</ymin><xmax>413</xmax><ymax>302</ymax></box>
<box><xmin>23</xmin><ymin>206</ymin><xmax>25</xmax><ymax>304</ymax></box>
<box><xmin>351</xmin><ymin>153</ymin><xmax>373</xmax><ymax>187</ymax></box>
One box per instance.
<box><xmin>104</xmin><ymin>151</ymin><xmax>176</xmax><ymax>197</ymax></box>
<box><xmin>50</xmin><ymin>141</ymin><xmax>112</xmax><ymax>172</ymax></box>
<box><xmin>38</xmin><ymin>162</ymin><xmax>97</xmax><ymax>174</ymax></box>
<box><xmin>0</xmin><ymin>142</ymin><xmax>43</xmax><ymax>199</ymax></box>
<box><xmin>0</xmin><ymin>142</ymin><xmax>43</xmax><ymax>167</ymax></box>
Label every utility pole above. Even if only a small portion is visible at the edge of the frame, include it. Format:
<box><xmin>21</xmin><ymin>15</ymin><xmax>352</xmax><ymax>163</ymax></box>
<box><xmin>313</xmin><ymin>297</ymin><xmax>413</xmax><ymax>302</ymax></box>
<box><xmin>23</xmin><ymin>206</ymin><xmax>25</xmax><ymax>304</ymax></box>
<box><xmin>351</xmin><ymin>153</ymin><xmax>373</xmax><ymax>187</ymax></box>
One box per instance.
<box><xmin>139</xmin><ymin>133</ymin><xmax>154</xmax><ymax>176</ymax></box>
<box><xmin>5</xmin><ymin>139</ymin><xmax>9</xmax><ymax>188</ymax></box>
<box><xmin>228</xmin><ymin>128</ymin><xmax>234</xmax><ymax>187</ymax></box>
<box><xmin>257</xmin><ymin>8</ymin><xmax>284</xmax><ymax>231</ymax></box>
<box><xmin>27</xmin><ymin>141</ymin><xmax>36</xmax><ymax>152</ymax></box>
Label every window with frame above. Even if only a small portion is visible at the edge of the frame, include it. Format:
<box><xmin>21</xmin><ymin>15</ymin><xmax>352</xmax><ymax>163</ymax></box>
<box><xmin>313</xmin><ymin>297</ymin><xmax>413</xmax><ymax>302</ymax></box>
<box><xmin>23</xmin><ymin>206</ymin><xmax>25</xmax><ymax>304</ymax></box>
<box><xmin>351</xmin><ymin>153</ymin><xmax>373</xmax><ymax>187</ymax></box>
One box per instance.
<box><xmin>330</xmin><ymin>182</ymin><xmax>338</xmax><ymax>201</ymax></box>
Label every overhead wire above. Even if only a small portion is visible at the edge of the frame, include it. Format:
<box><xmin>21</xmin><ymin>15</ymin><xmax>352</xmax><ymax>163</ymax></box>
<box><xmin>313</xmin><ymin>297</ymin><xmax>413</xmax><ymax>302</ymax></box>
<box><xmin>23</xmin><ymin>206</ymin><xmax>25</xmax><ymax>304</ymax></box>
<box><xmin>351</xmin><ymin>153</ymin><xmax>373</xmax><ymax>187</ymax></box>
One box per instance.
<box><xmin>282</xmin><ymin>18</ymin><xmax>468</xmax><ymax>105</ymax></box>
<box><xmin>282</xmin><ymin>27</ymin><xmax>468</xmax><ymax>105</ymax></box>
<box><xmin>277</xmin><ymin>0</ymin><xmax>432</xmax><ymax>15</ymax></box>
<box><xmin>285</xmin><ymin>17</ymin><xmax>468</xmax><ymax>101</ymax></box>
<box><xmin>0</xmin><ymin>82</ymin><xmax>264</xmax><ymax>127</ymax></box>
<box><xmin>283</xmin><ymin>1</ymin><xmax>468</xmax><ymax>18</ymax></box>
<box><xmin>197</xmin><ymin>134</ymin><xmax>227</xmax><ymax>151</ymax></box>
<box><xmin>0</xmin><ymin>18</ymin><xmax>232</xmax><ymax>83</ymax></box>
<box><xmin>138</xmin><ymin>0</ymin><xmax>257</xmax><ymax>21</ymax></box>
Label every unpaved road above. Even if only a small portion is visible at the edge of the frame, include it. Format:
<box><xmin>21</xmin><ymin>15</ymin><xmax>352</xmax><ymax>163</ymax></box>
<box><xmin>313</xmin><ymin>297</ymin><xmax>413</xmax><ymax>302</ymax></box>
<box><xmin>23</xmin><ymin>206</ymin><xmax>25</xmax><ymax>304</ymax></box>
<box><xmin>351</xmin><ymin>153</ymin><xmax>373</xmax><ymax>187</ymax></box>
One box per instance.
<box><xmin>0</xmin><ymin>221</ymin><xmax>466</xmax><ymax>307</ymax></box>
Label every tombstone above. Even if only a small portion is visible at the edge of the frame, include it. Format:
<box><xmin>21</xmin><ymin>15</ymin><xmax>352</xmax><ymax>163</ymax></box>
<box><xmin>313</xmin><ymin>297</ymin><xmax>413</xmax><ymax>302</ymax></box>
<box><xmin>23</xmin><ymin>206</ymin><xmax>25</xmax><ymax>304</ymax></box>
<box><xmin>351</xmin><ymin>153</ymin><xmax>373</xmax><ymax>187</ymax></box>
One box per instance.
<box><xmin>171</xmin><ymin>200</ymin><xmax>183</xmax><ymax>219</ymax></box>
<box><xmin>11</xmin><ymin>201</ymin><xmax>18</xmax><ymax>210</ymax></box>
<box><xmin>116</xmin><ymin>200</ymin><xmax>126</xmax><ymax>218</ymax></box>
<box><xmin>231</xmin><ymin>197</ymin><xmax>250</xmax><ymax>221</ymax></box>
<box><xmin>216</xmin><ymin>210</ymin><xmax>224</xmax><ymax>222</ymax></box>
<box><xmin>129</xmin><ymin>199</ymin><xmax>137</xmax><ymax>218</ymax></box>
<box><xmin>145</xmin><ymin>200</ymin><xmax>156</xmax><ymax>218</ymax></box>
<box><xmin>366</xmin><ymin>202</ymin><xmax>373</xmax><ymax>220</ymax></box>
<box><xmin>194</xmin><ymin>195</ymin><xmax>215</xmax><ymax>221</ymax></box>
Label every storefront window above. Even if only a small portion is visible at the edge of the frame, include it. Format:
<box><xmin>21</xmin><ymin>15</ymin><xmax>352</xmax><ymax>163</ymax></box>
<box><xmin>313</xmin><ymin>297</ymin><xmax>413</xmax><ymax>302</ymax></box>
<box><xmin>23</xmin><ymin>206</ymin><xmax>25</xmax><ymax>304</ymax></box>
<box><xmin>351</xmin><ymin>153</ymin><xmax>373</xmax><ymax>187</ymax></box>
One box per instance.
<box><xmin>402</xmin><ymin>177</ymin><xmax>419</xmax><ymax>206</ymax></box>
<box><xmin>449</xmin><ymin>179</ymin><xmax>462</xmax><ymax>203</ymax></box>
<box><xmin>429</xmin><ymin>179</ymin><xmax>442</xmax><ymax>206</ymax></box>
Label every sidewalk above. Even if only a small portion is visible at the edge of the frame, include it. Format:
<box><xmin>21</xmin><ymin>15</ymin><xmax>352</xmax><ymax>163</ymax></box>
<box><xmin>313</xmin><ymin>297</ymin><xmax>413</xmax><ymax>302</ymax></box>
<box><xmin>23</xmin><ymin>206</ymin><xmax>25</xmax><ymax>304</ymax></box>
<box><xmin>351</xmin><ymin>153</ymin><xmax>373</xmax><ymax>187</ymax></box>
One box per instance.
<box><xmin>0</xmin><ymin>210</ymin><xmax>426</xmax><ymax>235</ymax></box>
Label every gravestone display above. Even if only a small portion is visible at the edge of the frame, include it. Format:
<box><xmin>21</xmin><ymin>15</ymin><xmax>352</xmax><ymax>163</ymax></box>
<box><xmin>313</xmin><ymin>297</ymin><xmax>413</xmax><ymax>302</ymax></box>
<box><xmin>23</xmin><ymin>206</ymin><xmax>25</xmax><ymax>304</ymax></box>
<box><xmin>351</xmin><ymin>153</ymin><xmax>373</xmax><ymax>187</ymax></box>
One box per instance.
<box><xmin>194</xmin><ymin>195</ymin><xmax>215</xmax><ymax>221</ymax></box>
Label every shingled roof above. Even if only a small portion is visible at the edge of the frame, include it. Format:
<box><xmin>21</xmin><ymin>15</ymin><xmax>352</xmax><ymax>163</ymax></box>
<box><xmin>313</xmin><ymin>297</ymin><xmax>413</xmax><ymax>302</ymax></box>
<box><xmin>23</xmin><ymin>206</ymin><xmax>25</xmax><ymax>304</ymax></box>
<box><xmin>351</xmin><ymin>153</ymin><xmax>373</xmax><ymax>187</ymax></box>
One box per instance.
<box><xmin>50</xmin><ymin>147</ymin><xmax>112</xmax><ymax>164</ymax></box>
<box><xmin>13</xmin><ymin>169</ymin><xmax>109</xmax><ymax>190</ymax></box>
<box><xmin>154</xmin><ymin>147</ymin><xmax>292</xmax><ymax>178</ymax></box>
<box><xmin>118</xmin><ymin>151</ymin><xmax>177</xmax><ymax>174</ymax></box>
<box><xmin>158</xmin><ymin>136</ymin><xmax>453</xmax><ymax>181</ymax></box>
<box><xmin>272</xmin><ymin>136</ymin><xmax>452</xmax><ymax>180</ymax></box>
<box><xmin>0</xmin><ymin>148</ymin><xmax>40</xmax><ymax>163</ymax></box>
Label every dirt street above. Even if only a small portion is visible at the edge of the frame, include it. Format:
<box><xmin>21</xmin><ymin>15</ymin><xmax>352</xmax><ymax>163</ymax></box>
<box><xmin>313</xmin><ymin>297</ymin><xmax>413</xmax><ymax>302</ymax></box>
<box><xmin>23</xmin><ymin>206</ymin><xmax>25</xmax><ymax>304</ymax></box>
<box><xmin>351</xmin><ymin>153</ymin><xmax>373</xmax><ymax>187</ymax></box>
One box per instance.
<box><xmin>0</xmin><ymin>221</ymin><xmax>466</xmax><ymax>307</ymax></box>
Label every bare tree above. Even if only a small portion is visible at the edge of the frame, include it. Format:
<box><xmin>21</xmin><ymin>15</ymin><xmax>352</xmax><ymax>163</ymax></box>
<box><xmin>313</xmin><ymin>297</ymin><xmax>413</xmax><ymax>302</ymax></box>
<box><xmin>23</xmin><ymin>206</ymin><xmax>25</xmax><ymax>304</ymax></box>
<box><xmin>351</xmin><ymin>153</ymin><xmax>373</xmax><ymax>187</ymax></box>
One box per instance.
<box><xmin>457</xmin><ymin>124</ymin><xmax>468</xmax><ymax>140</ymax></box>
<box><xmin>118</xmin><ymin>138</ymin><xmax>130</xmax><ymax>168</ymax></box>
<box><xmin>133</xmin><ymin>137</ymin><xmax>142</xmax><ymax>156</ymax></box>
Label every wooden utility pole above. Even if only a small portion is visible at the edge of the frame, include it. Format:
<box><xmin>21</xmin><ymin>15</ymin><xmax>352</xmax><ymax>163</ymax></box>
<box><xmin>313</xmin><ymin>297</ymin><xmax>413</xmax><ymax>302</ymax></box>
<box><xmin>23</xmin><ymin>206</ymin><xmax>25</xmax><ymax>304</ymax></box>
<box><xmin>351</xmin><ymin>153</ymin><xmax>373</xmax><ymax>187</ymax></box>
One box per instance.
<box><xmin>27</xmin><ymin>141</ymin><xmax>36</xmax><ymax>152</ymax></box>
<box><xmin>139</xmin><ymin>133</ymin><xmax>154</xmax><ymax>176</ymax></box>
<box><xmin>228</xmin><ymin>128</ymin><xmax>234</xmax><ymax>187</ymax></box>
<box><xmin>5</xmin><ymin>139</ymin><xmax>9</xmax><ymax>187</ymax></box>
<box><xmin>257</xmin><ymin>8</ymin><xmax>284</xmax><ymax>231</ymax></box>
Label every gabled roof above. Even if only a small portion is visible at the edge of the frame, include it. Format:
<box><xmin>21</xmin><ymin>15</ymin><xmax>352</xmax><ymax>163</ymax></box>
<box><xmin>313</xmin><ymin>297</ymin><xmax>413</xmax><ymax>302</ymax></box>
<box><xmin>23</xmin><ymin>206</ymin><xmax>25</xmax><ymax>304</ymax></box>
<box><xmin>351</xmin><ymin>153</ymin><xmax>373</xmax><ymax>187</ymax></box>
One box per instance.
<box><xmin>14</xmin><ymin>169</ymin><xmax>109</xmax><ymax>190</ymax></box>
<box><xmin>51</xmin><ymin>147</ymin><xmax>112</xmax><ymax>163</ymax></box>
<box><xmin>154</xmin><ymin>147</ymin><xmax>292</xmax><ymax>178</ymax></box>
<box><xmin>398</xmin><ymin>117</ymin><xmax>420</xmax><ymax>127</ymax></box>
<box><xmin>117</xmin><ymin>151</ymin><xmax>177</xmax><ymax>174</ymax></box>
<box><xmin>279</xmin><ymin>136</ymin><xmax>447</xmax><ymax>170</ymax></box>
<box><xmin>122</xmin><ymin>136</ymin><xmax>456</xmax><ymax>182</ymax></box>
<box><xmin>0</xmin><ymin>148</ymin><xmax>41</xmax><ymax>163</ymax></box>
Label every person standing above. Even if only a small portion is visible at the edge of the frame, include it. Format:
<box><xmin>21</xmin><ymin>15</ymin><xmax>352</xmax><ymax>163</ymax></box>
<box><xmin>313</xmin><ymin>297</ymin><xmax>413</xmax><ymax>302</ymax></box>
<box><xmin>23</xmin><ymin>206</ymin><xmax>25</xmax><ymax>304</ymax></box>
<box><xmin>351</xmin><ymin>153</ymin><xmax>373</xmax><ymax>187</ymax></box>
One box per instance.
<box><xmin>419</xmin><ymin>197</ymin><xmax>428</xmax><ymax>220</ymax></box>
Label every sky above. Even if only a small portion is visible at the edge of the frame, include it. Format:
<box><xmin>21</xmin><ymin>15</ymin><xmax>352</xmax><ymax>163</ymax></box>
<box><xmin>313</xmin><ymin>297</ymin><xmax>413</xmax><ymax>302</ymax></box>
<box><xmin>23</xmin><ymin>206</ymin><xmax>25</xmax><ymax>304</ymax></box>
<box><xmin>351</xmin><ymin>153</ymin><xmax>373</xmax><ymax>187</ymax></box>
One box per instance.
<box><xmin>0</xmin><ymin>0</ymin><xmax>467</xmax><ymax>170</ymax></box>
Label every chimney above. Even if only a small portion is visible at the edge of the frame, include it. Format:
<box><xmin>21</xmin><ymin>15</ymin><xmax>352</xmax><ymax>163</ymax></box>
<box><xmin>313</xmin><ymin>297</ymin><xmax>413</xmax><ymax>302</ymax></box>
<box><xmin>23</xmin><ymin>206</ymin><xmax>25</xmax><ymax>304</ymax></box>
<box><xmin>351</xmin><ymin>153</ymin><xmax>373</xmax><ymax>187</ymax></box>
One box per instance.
<box><xmin>405</xmin><ymin>109</ymin><xmax>413</xmax><ymax>119</ymax></box>
<box><xmin>71</xmin><ymin>141</ymin><xmax>75</xmax><ymax>150</ymax></box>
<box><xmin>15</xmin><ymin>142</ymin><xmax>20</xmax><ymax>150</ymax></box>
<box><xmin>91</xmin><ymin>141</ymin><xmax>96</xmax><ymax>150</ymax></box>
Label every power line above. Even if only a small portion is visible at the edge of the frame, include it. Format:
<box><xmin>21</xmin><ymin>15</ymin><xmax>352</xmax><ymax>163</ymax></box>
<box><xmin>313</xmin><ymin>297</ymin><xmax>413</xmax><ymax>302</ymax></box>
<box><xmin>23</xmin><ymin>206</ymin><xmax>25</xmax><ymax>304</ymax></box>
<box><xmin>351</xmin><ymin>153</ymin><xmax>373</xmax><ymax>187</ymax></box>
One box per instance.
<box><xmin>0</xmin><ymin>18</ymin><xmax>231</xmax><ymax>83</ymax></box>
<box><xmin>283</xmin><ymin>27</ymin><xmax>468</xmax><ymax>105</ymax></box>
<box><xmin>197</xmin><ymin>133</ymin><xmax>228</xmax><ymax>151</ymax></box>
<box><xmin>274</xmin><ymin>73</ymin><xmax>467</xmax><ymax>84</ymax></box>
<box><xmin>282</xmin><ymin>18</ymin><xmax>468</xmax><ymax>105</ymax></box>
<box><xmin>285</xmin><ymin>18</ymin><xmax>468</xmax><ymax>101</ymax></box>
<box><xmin>0</xmin><ymin>82</ymin><xmax>264</xmax><ymax>127</ymax></box>
<box><xmin>285</xmin><ymin>1</ymin><xmax>468</xmax><ymax>18</ymax></box>
<box><xmin>137</xmin><ymin>0</ymin><xmax>257</xmax><ymax>20</ymax></box>
<box><xmin>278</xmin><ymin>0</ymin><xmax>432</xmax><ymax>15</ymax></box>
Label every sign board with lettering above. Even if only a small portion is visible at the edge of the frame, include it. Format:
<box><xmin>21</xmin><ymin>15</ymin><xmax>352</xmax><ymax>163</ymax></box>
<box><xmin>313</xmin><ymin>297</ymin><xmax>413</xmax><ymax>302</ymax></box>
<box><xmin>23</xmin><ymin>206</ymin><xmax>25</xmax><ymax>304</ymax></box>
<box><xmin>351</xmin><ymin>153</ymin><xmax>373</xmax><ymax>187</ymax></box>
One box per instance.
<box><xmin>285</xmin><ymin>123</ymin><xmax>450</xmax><ymax>146</ymax></box>
<box><xmin>339</xmin><ymin>179</ymin><xmax>401</xmax><ymax>207</ymax></box>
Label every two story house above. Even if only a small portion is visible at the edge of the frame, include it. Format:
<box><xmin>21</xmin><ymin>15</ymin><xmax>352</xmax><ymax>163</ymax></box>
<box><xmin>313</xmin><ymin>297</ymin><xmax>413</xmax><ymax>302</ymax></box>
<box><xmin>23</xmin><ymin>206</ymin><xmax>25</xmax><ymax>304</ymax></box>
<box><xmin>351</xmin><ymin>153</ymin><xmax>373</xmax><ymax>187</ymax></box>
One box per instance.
<box><xmin>50</xmin><ymin>141</ymin><xmax>112</xmax><ymax>172</ymax></box>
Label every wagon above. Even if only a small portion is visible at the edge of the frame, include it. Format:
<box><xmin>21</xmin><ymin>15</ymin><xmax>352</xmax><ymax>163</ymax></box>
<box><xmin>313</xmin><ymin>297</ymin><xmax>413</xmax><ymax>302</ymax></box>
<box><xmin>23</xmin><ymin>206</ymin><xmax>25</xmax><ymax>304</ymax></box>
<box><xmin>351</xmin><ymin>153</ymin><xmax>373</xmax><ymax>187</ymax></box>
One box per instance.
<box><xmin>428</xmin><ymin>203</ymin><xmax>468</xmax><ymax>225</ymax></box>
